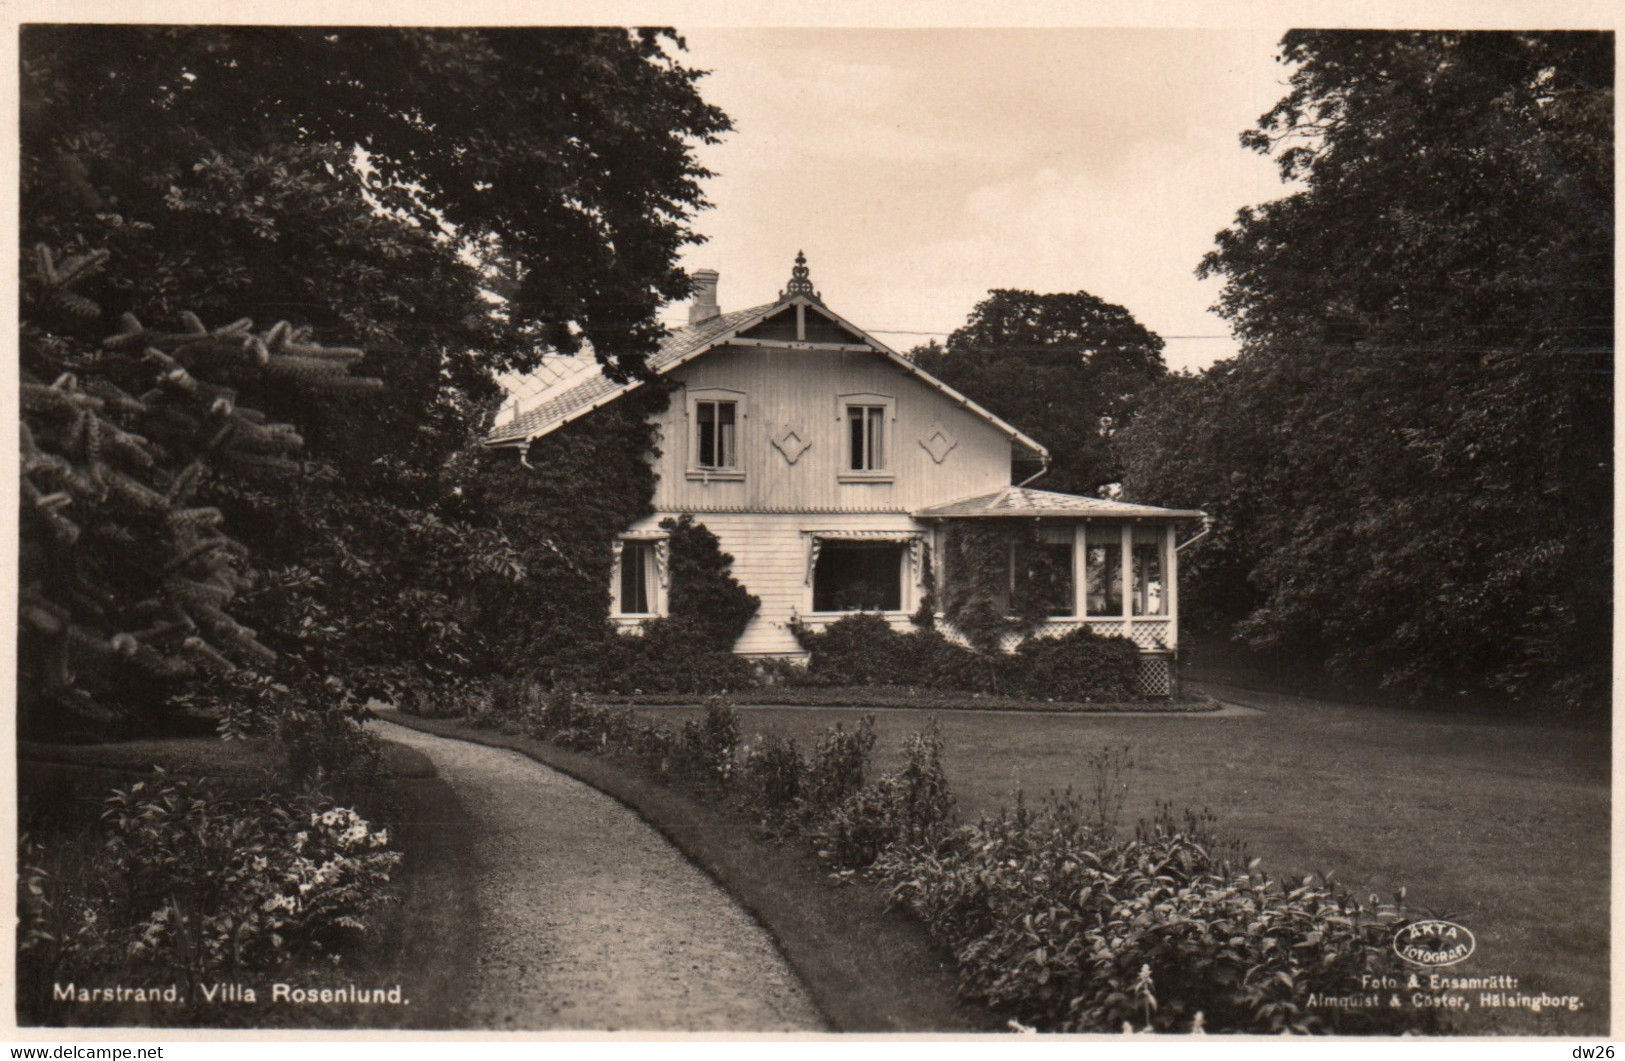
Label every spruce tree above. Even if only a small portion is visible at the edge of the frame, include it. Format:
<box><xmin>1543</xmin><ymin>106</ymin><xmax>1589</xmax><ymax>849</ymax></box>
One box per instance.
<box><xmin>20</xmin><ymin>244</ymin><xmax>380</xmax><ymax>735</ymax></box>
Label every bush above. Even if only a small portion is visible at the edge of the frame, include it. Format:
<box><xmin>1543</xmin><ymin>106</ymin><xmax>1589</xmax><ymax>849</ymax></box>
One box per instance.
<box><xmin>279</xmin><ymin>696</ymin><xmax>384</xmax><ymax>802</ymax></box>
<box><xmin>614</xmin><ymin>619</ymin><xmax>759</xmax><ymax>695</ymax></box>
<box><xmin>732</xmin><ymin>716</ymin><xmax>879</xmax><ymax>831</ymax></box>
<box><xmin>1009</xmin><ymin>625</ymin><xmax>1141</xmax><ymax>701</ymax></box>
<box><xmin>472</xmin><ymin>512</ymin><xmax>760</xmax><ymax>698</ymax></box>
<box><xmin>795</xmin><ymin>613</ymin><xmax>920</xmax><ymax>685</ymax></box>
<box><xmin>660</xmin><ymin>514</ymin><xmax>761</xmax><ymax>652</ymax></box>
<box><xmin>400</xmin><ymin>676</ymin><xmax>491</xmax><ymax>720</ymax></box>
<box><xmin>872</xmin><ymin>793</ymin><xmax>1432</xmax><ymax>1034</ymax></box>
<box><xmin>19</xmin><ymin>777</ymin><xmax>400</xmax><ymax>1003</ymax></box>
<box><xmin>550</xmin><ymin>727</ymin><xmax>604</xmax><ymax>752</ymax></box>
<box><xmin>674</xmin><ymin>697</ymin><xmax>740</xmax><ymax>784</ymax></box>
<box><xmin>735</xmin><ymin>735</ymin><xmax>805</xmax><ymax>819</ymax></box>
<box><xmin>795</xmin><ymin>614</ymin><xmax>1145</xmax><ymax>701</ymax></box>
<box><xmin>808</xmin><ymin>723</ymin><xmax>956</xmax><ymax>871</ymax></box>
<box><xmin>803</xmin><ymin>716</ymin><xmax>877</xmax><ymax>812</ymax></box>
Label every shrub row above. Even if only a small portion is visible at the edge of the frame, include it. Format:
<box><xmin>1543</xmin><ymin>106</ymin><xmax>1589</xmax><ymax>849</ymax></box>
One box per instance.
<box><xmin>424</xmin><ymin>679</ymin><xmax>1434</xmax><ymax>1034</ymax></box>
<box><xmin>793</xmin><ymin>613</ymin><xmax>1144</xmax><ymax>701</ymax></box>
<box><xmin>871</xmin><ymin>797</ymin><xmax>1436</xmax><ymax>1034</ymax></box>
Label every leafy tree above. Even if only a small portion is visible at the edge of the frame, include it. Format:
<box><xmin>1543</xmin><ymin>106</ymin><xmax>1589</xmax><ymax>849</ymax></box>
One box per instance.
<box><xmin>912</xmin><ymin>290</ymin><xmax>1166</xmax><ymax>494</ymax></box>
<box><xmin>1120</xmin><ymin>31</ymin><xmax>1612</xmax><ymax>711</ymax></box>
<box><xmin>20</xmin><ymin>26</ymin><xmax>732</xmax><ymax>720</ymax></box>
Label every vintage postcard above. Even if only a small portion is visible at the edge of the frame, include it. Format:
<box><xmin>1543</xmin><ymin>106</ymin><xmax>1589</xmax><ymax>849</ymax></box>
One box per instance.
<box><xmin>7</xmin><ymin>2</ymin><xmax>1617</xmax><ymax>1049</ymax></box>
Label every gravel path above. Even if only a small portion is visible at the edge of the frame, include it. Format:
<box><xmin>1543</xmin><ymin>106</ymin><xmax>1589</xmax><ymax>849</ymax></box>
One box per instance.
<box><xmin>375</xmin><ymin>720</ymin><xmax>825</xmax><ymax>1032</ymax></box>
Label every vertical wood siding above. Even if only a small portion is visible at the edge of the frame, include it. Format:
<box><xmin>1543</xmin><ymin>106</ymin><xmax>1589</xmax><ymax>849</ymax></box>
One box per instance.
<box><xmin>650</xmin><ymin>346</ymin><xmax>1019</xmax><ymax>513</ymax></box>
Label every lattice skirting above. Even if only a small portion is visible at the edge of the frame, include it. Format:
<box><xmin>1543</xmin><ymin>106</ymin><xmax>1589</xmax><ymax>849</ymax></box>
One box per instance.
<box><xmin>941</xmin><ymin>619</ymin><xmax>1173</xmax><ymax>654</ymax></box>
<box><xmin>1137</xmin><ymin>654</ymin><xmax>1176</xmax><ymax>698</ymax></box>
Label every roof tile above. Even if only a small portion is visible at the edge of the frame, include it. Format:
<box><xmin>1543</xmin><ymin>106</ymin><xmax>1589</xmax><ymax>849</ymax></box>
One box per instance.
<box><xmin>486</xmin><ymin>303</ymin><xmax>774</xmax><ymax>445</ymax></box>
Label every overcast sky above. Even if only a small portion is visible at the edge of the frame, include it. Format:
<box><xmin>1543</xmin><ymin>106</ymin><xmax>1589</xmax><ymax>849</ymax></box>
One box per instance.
<box><xmin>664</xmin><ymin>27</ymin><xmax>1295</xmax><ymax>373</ymax></box>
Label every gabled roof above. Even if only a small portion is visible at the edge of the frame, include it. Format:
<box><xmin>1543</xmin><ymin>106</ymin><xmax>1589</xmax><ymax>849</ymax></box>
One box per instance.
<box><xmin>484</xmin><ymin>256</ymin><xmax>1049</xmax><ymax>459</ymax></box>
<box><xmin>913</xmin><ymin>487</ymin><xmax>1205</xmax><ymax>520</ymax></box>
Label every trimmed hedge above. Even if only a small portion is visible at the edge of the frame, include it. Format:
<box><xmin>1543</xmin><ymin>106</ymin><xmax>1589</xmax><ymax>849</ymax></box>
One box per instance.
<box><xmin>793</xmin><ymin>613</ymin><xmax>1143</xmax><ymax>701</ymax></box>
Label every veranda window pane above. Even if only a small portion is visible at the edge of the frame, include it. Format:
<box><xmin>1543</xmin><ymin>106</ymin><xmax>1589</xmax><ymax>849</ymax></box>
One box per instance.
<box><xmin>1086</xmin><ymin>542</ymin><xmax>1122</xmax><ymax>617</ymax></box>
<box><xmin>1132</xmin><ymin>541</ymin><xmax>1165</xmax><ymax>616</ymax></box>
<box><xmin>1012</xmin><ymin>541</ymin><xmax>1074</xmax><ymax>617</ymax></box>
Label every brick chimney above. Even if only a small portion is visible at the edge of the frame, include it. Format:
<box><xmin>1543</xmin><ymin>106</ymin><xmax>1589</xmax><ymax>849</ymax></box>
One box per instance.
<box><xmin>688</xmin><ymin>269</ymin><xmax>720</xmax><ymax>325</ymax></box>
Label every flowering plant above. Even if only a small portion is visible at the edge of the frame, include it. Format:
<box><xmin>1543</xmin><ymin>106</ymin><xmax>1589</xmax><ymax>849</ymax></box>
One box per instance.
<box><xmin>23</xmin><ymin>775</ymin><xmax>400</xmax><ymax>987</ymax></box>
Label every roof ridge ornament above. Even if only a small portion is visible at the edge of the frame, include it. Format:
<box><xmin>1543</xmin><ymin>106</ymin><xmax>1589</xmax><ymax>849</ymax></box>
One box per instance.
<box><xmin>780</xmin><ymin>250</ymin><xmax>822</xmax><ymax>302</ymax></box>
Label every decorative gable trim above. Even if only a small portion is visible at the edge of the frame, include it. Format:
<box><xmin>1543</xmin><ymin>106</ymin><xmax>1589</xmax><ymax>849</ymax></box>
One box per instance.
<box><xmin>485</xmin><ymin>254</ymin><xmax>1050</xmax><ymax>463</ymax></box>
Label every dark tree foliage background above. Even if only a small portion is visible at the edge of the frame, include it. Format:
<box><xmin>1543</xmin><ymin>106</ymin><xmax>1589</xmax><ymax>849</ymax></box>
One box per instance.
<box><xmin>20</xmin><ymin>26</ymin><xmax>732</xmax><ymax>730</ymax></box>
<box><xmin>911</xmin><ymin>289</ymin><xmax>1167</xmax><ymax>495</ymax></box>
<box><xmin>1118</xmin><ymin>30</ymin><xmax>1612</xmax><ymax>712</ymax></box>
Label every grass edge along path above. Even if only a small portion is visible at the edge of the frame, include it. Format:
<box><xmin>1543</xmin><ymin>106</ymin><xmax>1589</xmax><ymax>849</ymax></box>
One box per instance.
<box><xmin>375</xmin><ymin>708</ymin><xmax>997</xmax><ymax>1034</ymax></box>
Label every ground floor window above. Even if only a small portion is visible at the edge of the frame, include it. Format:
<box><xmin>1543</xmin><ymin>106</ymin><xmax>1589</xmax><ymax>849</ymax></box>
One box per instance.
<box><xmin>616</xmin><ymin>538</ymin><xmax>663</xmax><ymax>615</ymax></box>
<box><xmin>813</xmin><ymin>540</ymin><xmax>905</xmax><ymax>612</ymax></box>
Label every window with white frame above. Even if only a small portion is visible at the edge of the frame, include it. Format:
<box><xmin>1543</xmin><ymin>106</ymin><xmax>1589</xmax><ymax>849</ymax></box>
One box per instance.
<box><xmin>1085</xmin><ymin>524</ymin><xmax>1124</xmax><ymax>617</ymax></box>
<box><xmin>697</xmin><ymin>400</ymin><xmax>736</xmax><ymax>469</ymax></box>
<box><xmin>813</xmin><ymin>540</ymin><xmax>905</xmax><ymax>611</ymax></box>
<box><xmin>806</xmin><ymin>532</ymin><xmax>921</xmax><ymax>613</ymax></box>
<box><xmin>837</xmin><ymin>393</ymin><xmax>894</xmax><ymax>479</ymax></box>
<box><xmin>848</xmin><ymin>404</ymin><xmax>884</xmax><ymax>470</ymax></box>
<box><xmin>613</xmin><ymin>536</ymin><xmax>668</xmax><ymax>617</ymax></box>
<box><xmin>1131</xmin><ymin>525</ymin><xmax>1167</xmax><ymax>616</ymax></box>
<box><xmin>687</xmin><ymin>388</ymin><xmax>745</xmax><ymax>478</ymax></box>
<box><xmin>1011</xmin><ymin>525</ymin><xmax>1075</xmax><ymax>618</ymax></box>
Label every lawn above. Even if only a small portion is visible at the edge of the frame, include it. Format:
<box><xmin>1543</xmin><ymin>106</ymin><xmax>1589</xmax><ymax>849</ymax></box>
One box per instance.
<box><xmin>633</xmin><ymin>681</ymin><xmax>1610</xmax><ymax>1036</ymax></box>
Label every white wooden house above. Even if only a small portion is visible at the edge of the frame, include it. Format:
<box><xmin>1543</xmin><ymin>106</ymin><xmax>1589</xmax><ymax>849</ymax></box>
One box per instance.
<box><xmin>487</xmin><ymin>255</ymin><xmax>1205</xmax><ymax>694</ymax></box>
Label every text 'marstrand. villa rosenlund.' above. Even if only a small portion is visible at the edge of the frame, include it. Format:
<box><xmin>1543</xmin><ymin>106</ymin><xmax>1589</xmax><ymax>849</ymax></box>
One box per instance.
<box><xmin>487</xmin><ymin>254</ymin><xmax>1208</xmax><ymax>696</ymax></box>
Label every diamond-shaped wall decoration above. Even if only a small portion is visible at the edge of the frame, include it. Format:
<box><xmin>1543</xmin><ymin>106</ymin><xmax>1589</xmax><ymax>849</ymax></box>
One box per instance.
<box><xmin>772</xmin><ymin>426</ymin><xmax>812</xmax><ymax>465</ymax></box>
<box><xmin>919</xmin><ymin>422</ymin><xmax>958</xmax><ymax>464</ymax></box>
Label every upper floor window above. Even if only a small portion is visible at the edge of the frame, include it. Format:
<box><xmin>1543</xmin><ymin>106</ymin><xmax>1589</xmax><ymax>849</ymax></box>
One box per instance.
<box><xmin>697</xmin><ymin>399</ymin><xmax>737</xmax><ymax>469</ymax></box>
<box><xmin>686</xmin><ymin>387</ymin><xmax>746</xmax><ymax>481</ymax></box>
<box><xmin>837</xmin><ymin>393</ymin><xmax>894</xmax><ymax>482</ymax></box>
<box><xmin>848</xmin><ymin>404</ymin><xmax>885</xmax><ymax>471</ymax></box>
